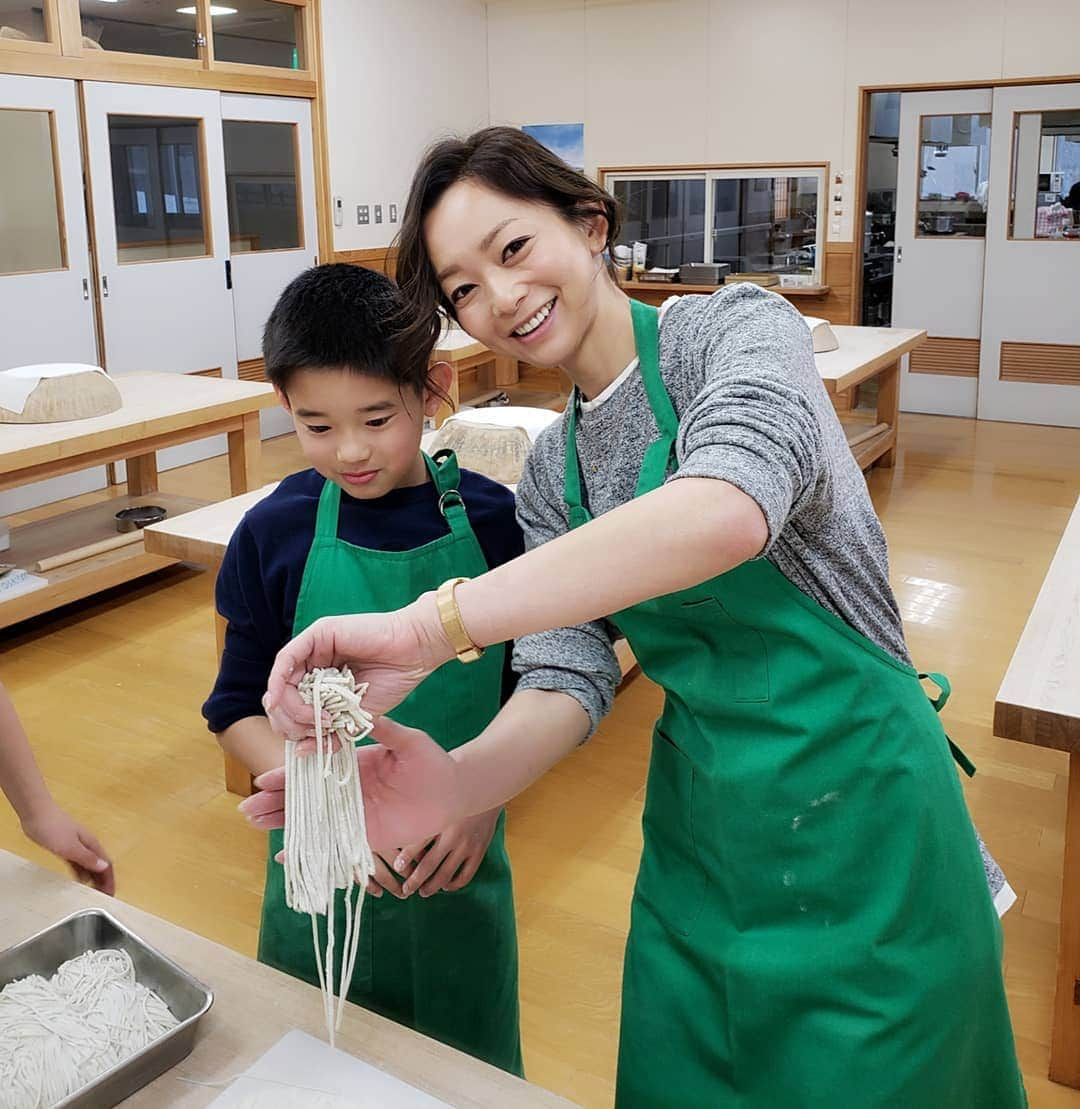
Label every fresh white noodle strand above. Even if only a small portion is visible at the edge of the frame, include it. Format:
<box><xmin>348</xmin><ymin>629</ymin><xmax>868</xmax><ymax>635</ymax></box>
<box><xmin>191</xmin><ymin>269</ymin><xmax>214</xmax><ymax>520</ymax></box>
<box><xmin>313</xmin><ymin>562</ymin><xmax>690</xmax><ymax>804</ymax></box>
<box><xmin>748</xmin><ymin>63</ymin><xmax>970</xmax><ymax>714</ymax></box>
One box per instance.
<box><xmin>284</xmin><ymin>666</ymin><xmax>376</xmax><ymax>1046</ymax></box>
<box><xmin>0</xmin><ymin>947</ymin><xmax>178</xmax><ymax>1109</ymax></box>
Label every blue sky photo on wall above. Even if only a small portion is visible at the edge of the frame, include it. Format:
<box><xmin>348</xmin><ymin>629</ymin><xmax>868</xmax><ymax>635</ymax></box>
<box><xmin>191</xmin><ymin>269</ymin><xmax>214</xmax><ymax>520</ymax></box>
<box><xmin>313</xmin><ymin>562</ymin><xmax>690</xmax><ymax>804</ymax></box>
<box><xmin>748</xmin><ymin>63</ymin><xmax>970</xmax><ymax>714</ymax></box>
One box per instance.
<box><xmin>522</xmin><ymin>123</ymin><xmax>585</xmax><ymax>172</ymax></box>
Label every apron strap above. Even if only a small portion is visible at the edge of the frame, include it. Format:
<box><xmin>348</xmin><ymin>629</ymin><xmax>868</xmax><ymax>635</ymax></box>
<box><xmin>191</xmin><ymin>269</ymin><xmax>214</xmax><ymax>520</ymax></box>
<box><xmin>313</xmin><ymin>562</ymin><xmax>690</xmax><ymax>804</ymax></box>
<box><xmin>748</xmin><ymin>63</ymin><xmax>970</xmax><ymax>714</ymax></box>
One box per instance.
<box><xmin>314</xmin><ymin>477</ymin><xmax>343</xmax><ymax>540</ymax></box>
<box><xmin>919</xmin><ymin>671</ymin><xmax>951</xmax><ymax>713</ymax></box>
<box><xmin>946</xmin><ymin>736</ymin><xmax>977</xmax><ymax>778</ymax></box>
<box><xmin>563</xmin><ymin>392</ymin><xmax>591</xmax><ymax>531</ymax></box>
<box><xmin>563</xmin><ymin>298</ymin><xmax>677</xmax><ymax>526</ymax></box>
<box><xmin>631</xmin><ymin>298</ymin><xmax>679</xmax><ymax>498</ymax></box>
<box><xmin>919</xmin><ymin>671</ymin><xmax>975</xmax><ymax>777</ymax></box>
<box><xmin>426</xmin><ymin>450</ymin><xmax>473</xmax><ymax>541</ymax></box>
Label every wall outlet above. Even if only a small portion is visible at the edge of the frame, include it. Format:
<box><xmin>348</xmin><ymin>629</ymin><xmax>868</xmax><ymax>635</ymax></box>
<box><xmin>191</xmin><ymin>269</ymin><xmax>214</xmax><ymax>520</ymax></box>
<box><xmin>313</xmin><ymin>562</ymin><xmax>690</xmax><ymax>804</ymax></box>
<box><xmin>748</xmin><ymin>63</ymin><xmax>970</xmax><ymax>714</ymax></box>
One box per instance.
<box><xmin>831</xmin><ymin>219</ymin><xmax>841</xmax><ymax>235</ymax></box>
<box><xmin>389</xmin><ymin>203</ymin><xmax>398</xmax><ymax>223</ymax></box>
<box><xmin>333</xmin><ymin>195</ymin><xmax>343</xmax><ymax>227</ymax></box>
<box><xmin>357</xmin><ymin>205</ymin><xmax>369</xmax><ymax>225</ymax></box>
<box><xmin>374</xmin><ymin>204</ymin><xmax>383</xmax><ymax>224</ymax></box>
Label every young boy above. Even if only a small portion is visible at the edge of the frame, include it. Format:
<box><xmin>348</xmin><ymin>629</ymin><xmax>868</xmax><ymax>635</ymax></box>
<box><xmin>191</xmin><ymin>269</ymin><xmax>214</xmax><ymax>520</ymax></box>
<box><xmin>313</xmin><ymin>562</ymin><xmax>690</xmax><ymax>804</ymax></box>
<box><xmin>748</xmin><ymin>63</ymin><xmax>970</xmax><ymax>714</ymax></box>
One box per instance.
<box><xmin>1</xmin><ymin>680</ymin><xmax>114</xmax><ymax>894</ymax></box>
<box><xmin>201</xmin><ymin>264</ymin><xmax>523</xmax><ymax>1075</ymax></box>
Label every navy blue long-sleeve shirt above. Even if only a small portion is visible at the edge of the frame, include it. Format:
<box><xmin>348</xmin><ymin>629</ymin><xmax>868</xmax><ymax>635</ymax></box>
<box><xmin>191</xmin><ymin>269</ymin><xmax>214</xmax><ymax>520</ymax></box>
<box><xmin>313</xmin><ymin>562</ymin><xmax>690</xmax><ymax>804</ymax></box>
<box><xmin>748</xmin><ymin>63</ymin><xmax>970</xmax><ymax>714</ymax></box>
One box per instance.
<box><xmin>202</xmin><ymin>467</ymin><xmax>524</xmax><ymax>734</ymax></box>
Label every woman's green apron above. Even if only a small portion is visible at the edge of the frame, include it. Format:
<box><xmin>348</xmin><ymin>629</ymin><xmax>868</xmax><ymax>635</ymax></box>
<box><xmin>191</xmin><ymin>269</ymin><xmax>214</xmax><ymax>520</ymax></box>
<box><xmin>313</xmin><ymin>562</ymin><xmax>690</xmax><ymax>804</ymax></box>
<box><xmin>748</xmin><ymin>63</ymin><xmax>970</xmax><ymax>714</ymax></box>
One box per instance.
<box><xmin>258</xmin><ymin>452</ymin><xmax>522</xmax><ymax>1076</ymax></box>
<box><xmin>564</xmin><ymin>299</ymin><xmax>1025</xmax><ymax>1107</ymax></box>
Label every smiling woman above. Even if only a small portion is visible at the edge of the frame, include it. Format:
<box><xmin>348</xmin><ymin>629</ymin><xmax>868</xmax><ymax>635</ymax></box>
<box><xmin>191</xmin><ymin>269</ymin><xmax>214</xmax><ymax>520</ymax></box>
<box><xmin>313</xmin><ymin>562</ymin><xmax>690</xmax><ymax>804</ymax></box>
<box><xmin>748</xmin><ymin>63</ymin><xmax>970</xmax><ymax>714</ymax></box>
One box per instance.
<box><xmin>255</xmin><ymin>126</ymin><xmax>1029</xmax><ymax>1107</ymax></box>
<box><xmin>395</xmin><ymin>127</ymin><xmax>621</xmax><ymax>396</ymax></box>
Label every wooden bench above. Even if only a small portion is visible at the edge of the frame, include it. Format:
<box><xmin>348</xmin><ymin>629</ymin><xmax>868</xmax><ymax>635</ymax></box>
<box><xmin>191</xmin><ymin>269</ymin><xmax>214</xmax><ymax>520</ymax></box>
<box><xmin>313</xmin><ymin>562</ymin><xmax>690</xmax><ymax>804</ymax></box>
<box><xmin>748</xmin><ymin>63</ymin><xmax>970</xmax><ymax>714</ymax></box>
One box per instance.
<box><xmin>994</xmin><ymin>494</ymin><xmax>1080</xmax><ymax>1087</ymax></box>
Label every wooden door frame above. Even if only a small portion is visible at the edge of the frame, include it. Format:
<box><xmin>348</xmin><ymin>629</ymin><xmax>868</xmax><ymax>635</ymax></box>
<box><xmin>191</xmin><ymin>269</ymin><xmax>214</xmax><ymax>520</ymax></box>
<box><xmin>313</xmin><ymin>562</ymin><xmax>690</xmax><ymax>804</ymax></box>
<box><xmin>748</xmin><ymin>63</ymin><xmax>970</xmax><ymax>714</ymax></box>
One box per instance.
<box><xmin>851</xmin><ymin>71</ymin><xmax>1080</xmax><ymax>326</ymax></box>
<box><xmin>1</xmin><ymin>0</ymin><xmax>332</xmax><ymax>265</ymax></box>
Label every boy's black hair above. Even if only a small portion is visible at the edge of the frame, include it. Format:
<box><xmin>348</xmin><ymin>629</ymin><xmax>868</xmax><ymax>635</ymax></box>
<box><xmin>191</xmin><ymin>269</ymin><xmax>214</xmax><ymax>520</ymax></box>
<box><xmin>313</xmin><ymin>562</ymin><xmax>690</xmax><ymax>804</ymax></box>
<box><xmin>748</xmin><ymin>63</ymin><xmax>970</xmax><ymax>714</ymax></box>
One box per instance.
<box><xmin>262</xmin><ymin>263</ymin><xmax>441</xmax><ymax>399</ymax></box>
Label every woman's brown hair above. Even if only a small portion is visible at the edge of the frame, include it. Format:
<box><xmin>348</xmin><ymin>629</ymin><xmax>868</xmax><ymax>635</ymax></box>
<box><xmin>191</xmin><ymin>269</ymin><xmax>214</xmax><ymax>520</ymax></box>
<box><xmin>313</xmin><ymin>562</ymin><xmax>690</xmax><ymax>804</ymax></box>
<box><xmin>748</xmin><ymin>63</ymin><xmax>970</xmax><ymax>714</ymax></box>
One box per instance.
<box><xmin>394</xmin><ymin>126</ymin><xmax>621</xmax><ymax>373</ymax></box>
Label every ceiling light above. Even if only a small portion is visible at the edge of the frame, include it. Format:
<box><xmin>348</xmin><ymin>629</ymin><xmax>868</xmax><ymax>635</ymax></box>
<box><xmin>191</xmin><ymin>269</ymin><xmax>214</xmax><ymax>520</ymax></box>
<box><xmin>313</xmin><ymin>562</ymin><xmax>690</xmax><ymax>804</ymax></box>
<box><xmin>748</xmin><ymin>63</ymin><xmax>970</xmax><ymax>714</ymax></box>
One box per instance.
<box><xmin>176</xmin><ymin>5</ymin><xmax>238</xmax><ymax>14</ymax></box>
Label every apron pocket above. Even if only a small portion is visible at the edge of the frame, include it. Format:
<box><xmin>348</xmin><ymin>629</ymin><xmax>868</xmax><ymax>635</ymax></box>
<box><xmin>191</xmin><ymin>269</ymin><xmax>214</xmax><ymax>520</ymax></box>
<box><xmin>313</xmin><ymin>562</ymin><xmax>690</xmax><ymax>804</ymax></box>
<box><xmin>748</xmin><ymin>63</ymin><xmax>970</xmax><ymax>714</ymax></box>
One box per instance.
<box><xmin>678</xmin><ymin>596</ymin><xmax>770</xmax><ymax>703</ymax></box>
<box><xmin>637</xmin><ymin>727</ymin><xmax>707</xmax><ymax>937</ymax></box>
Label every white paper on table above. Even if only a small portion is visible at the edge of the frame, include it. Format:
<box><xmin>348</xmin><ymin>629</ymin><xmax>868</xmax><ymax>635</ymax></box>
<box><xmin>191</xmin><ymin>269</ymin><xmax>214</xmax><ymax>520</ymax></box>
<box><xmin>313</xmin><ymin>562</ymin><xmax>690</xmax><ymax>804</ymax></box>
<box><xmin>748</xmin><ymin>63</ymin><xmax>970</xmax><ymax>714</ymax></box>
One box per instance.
<box><xmin>0</xmin><ymin>363</ymin><xmax>108</xmax><ymax>415</ymax></box>
<box><xmin>0</xmin><ymin>570</ymin><xmax>48</xmax><ymax>602</ymax></box>
<box><xmin>208</xmin><ymin>1029</ymin><xmax>452</xmax><ymax>1108</ymax></box>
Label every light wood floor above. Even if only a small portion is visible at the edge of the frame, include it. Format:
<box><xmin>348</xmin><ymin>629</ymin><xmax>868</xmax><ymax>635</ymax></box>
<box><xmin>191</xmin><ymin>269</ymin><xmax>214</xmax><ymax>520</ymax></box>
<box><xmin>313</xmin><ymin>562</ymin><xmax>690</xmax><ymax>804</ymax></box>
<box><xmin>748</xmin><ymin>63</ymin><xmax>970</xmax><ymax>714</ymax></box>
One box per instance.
<box><xmin>3</xmin><ymin>412</ymin><xmax>1080</xmax><ymax>1107</ymax></box>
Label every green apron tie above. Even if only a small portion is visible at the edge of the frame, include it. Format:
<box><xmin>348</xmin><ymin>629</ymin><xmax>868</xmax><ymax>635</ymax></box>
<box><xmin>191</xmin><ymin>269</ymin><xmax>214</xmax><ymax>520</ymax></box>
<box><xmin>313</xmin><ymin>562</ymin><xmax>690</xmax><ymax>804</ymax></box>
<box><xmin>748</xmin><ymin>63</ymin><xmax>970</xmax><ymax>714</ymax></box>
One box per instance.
<box><xmin>920</xmin><ymin>671</ymin><xmax>976</xmax><ymax>777</ymax></box>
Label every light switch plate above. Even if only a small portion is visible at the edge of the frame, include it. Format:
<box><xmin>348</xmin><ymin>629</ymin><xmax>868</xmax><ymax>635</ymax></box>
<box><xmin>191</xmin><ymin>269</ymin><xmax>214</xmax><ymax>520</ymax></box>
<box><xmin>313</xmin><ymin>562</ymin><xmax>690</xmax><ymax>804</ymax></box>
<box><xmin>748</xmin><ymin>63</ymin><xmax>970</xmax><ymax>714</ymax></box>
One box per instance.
<box><xmin>389</xmin><ymin>203</ymin><xmax>398</xmax><ymax>223</ymax></box>
<box><xmin>357</xmin><ymin>205</ymin><xmax>369</xmax><ymax>225</ymax></box>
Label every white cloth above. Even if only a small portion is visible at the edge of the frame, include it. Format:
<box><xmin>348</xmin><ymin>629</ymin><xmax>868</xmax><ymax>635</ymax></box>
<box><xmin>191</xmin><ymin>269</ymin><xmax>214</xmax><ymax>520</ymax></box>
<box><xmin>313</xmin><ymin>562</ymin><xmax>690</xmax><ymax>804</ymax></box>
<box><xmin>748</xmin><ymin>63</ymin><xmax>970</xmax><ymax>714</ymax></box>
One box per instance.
<box><xmin>0</xmin><ymin>363</ymin><xmax>108</xmax><ymax>415</ymax></box>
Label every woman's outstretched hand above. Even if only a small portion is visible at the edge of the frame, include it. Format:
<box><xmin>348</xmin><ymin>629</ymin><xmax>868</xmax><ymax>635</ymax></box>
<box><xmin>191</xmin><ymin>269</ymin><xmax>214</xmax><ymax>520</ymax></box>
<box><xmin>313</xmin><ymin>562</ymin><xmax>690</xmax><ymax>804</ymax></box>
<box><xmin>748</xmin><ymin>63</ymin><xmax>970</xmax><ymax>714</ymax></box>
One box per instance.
<box><xmin>239</xmin><ymin>716</ymin><xmax>464</xmax><ymax>856</ymax></box>
<box><xmin>262</xmin><ymin>595</ymin><xmax>453</xmax><ymax>743</ymax></box>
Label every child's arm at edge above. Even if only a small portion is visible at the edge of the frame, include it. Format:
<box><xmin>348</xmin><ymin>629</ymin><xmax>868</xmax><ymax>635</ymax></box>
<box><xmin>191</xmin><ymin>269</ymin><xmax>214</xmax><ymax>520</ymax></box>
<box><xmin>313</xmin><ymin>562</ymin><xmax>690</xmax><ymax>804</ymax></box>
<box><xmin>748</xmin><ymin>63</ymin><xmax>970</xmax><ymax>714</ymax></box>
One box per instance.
<box><xmin>0</xmin><ymin>681</ymin><xmax>115</xmax><ymax>894</ymax></box>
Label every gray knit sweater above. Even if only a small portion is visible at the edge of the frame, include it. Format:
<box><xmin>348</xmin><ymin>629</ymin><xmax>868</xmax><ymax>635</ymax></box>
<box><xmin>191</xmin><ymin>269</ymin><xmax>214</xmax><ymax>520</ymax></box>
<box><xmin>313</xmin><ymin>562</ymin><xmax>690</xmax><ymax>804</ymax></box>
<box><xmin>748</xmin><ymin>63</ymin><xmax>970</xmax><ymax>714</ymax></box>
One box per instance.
<box><xmin>510</xmin><ymin>283</ymin><xmax>1008</xmax><ymax>902</ymax></box>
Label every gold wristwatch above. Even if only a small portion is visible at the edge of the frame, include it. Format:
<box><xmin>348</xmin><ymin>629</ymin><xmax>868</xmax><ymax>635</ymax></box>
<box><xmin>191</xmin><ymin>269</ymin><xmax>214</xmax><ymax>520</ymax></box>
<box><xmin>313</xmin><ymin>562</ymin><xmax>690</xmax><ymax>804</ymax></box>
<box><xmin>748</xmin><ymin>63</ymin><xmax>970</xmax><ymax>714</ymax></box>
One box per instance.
<box><xmin>435</xmin><ymin>576</ymin><xmax>485</xmax><ymax>663</ymax></box>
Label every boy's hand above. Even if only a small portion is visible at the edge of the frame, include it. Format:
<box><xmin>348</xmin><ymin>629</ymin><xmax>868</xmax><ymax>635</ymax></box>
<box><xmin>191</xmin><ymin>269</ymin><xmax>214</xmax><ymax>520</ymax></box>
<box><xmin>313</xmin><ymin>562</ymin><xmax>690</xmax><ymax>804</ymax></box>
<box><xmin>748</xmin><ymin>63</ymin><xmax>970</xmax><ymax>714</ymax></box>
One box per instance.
<box><xmin>241</xmin><ymin>717</ymin><xmax>465</xmax><ymax>856</ymax></box>
<box><xmin>21</xmin><ymin>803</ymin><xmax>115</xmax><ymax>896</ymax></box>
<box><xmin>367</xmin><ymin>854</ymin><xmax>407</xmax><ymax>900</ymax></box>
<box><xmin>393</xmin><ymin>808</ymin><xmax>501</xmax><ymax>898</ymax></box>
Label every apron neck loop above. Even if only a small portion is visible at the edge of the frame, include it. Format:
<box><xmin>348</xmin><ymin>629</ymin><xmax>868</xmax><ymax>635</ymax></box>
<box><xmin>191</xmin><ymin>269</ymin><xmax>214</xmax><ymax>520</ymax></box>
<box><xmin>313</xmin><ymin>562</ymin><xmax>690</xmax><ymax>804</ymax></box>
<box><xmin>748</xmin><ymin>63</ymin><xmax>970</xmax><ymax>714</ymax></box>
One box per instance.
<box><xmin>563</xmin><ymin>389</ymin><xmax>590</xmax><ymax>530</ymax></box>
<box><xmin>563</xmin><ymin>298</ymin><xmax>677</xmax><ymax>524</ymax></box>
<box><xmin>314</xmin><ymin>477</ymin><xmax>343</xmax><ymax>540</ymax></box>
<box><xmin>427</xmin><ymin>449</ymin><xmax>472</xmax><ymax>539</ymax></box>
<box><xmin>630</xmin><ymin>298</ymin><xmax>679</xmax><ymax>498</ymax></box>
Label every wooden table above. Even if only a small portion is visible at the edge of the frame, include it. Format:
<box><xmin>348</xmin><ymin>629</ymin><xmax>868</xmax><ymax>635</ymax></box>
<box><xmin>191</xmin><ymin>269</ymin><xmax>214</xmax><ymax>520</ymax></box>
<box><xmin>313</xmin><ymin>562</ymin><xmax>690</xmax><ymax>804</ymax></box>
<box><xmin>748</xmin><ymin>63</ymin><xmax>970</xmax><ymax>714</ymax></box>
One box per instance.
<box><xmin>431</xmin><ymin>331</ymin><xmax>519</xmax><ymax>424</ymax></box>
<box><xmin>0</xmin><ymin>850</ymin><xmax>573</xmax><ymax>1107</ymax></box>
<box><xmin>815</xmin><ymin>326</ymin><xmax>927</xmax><ymax>469</ymax></box>
<box><xmin>994</xmin><ymin>495</ymin><xmax>1080</xmax><ymax>1088</ymax></box>
<box><xmin>0</xmin><ymin>373</ymin><xmax>276</xmax><ymax>630</ymax></box>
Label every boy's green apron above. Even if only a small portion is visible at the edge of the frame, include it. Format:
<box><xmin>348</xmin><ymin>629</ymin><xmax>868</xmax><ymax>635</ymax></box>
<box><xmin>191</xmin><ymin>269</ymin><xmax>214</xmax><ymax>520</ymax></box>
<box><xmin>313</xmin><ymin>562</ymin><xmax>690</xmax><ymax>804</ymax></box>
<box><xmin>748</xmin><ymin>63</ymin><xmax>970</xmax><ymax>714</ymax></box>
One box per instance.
<box><xmin>258</xmin><ymin>451</ymin><xmax>522</xmax><ymax>1076</ymax></box>
<box><xmin>564</xmin><ymin>299</ymin><xmax>1026</xmax><ymax>1108</ymax></box>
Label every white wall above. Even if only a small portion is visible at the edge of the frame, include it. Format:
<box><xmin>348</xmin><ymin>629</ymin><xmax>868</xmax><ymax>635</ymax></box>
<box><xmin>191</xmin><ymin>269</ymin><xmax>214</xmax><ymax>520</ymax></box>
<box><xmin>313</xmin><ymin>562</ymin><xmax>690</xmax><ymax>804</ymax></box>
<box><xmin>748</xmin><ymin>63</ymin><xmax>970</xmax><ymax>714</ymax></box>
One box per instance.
<box><xmin>320</xmin><ymin>0</ymin><xmax>489</xmax><ymax>252</ymax></box>
<box><xmin>486</xmin><ymin>0</ymin><xmax>1080</xmax><ymax>242</ymax></box>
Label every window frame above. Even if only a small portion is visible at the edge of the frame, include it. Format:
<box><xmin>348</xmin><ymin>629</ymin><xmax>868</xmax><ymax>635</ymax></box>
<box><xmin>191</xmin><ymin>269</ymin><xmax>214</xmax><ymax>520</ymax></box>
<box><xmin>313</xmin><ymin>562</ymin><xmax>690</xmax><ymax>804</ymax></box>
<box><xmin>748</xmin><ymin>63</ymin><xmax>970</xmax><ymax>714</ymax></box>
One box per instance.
<box><xmin>221</xmin><ymin>115</ymin><xmax>305</xmax><ymax>254</ymax></box>
<box><xmin>0</xmin><ymin>104</ymin><xmax>69</xmax><ymax>276</ymax></box>
<box><xmin>1008</xmin><ymin>109</ymin><xmax>1080</xmax><ymax>242</ymax></box>
<box><xmin>0</xmin><ymin>0</ymin><xmax>62</xmax><ymax>57</ymax></box>
<box><xmin>601</xmin><ymin>162</ymin><xmax>829</xmax><ymax>285</ymax></box>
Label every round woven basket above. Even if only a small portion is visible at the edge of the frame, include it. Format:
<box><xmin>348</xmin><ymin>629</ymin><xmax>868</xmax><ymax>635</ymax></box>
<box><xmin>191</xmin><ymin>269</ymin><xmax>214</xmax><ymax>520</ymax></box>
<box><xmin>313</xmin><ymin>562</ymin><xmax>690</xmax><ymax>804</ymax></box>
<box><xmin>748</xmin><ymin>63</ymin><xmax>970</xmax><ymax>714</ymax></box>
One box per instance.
<box><xmin>0</xmin><ymin>370</ymin><xmax>122</xmax><ymax>424</ymax></box>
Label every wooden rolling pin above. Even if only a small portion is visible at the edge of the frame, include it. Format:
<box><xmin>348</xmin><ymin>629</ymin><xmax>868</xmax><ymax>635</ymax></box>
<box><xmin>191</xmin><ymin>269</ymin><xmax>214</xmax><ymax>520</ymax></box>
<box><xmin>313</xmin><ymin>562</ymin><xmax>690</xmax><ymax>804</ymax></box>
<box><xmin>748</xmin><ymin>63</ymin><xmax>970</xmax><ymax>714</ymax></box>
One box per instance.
<box><xmin>33</xmin><ymin>531</ymin><xmax>142</xmax><ymax>573</ymax></box>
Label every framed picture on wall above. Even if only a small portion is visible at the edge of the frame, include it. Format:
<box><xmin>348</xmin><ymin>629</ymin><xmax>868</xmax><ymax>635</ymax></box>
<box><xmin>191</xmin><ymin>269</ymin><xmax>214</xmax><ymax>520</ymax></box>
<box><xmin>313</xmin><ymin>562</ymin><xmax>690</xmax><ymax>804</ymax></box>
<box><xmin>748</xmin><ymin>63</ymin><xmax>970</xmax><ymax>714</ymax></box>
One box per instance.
<box><xmin>522</xmin><ymin>123</ymin><xmax>585</xmax><ymax>172</ymax></box>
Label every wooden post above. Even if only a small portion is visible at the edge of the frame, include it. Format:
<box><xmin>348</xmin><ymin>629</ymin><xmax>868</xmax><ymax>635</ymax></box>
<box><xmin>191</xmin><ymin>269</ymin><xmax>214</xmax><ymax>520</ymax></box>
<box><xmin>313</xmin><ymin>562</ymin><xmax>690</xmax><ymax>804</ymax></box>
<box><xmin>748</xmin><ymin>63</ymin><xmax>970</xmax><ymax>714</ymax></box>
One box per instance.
<box><xmin>227</xmin><ymin>412</ymin><xmax>261</xmax><ymax>495</ymax></box>
<box><xmin>125</xmin><ymin>453</ymin><xmax>159</xmax><ymax>496</ymax></box>
<box><xmin>875</xmin><ymin>359</ymin><xmax>900</xmax><ymax>468</ymax></box>
<box><xmin>493</xmin><ymin>355</ymin><xmax>519</xmax><ymax>388</ymax></box>
<box><xmin>1051</xmin><ymin>752</ymin><xmax>1080</xmax><ymax>1087</ymax></box>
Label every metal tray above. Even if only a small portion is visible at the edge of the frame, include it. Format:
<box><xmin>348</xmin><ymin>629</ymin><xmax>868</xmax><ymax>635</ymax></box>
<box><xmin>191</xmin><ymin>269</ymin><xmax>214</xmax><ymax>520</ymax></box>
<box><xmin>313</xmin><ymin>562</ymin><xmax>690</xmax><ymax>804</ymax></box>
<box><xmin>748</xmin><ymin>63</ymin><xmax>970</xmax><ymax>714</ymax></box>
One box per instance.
<box><xmin>0</xmin><ymin>907</ymin><xmax>214</xmax><ymax>1108</ymax></box>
